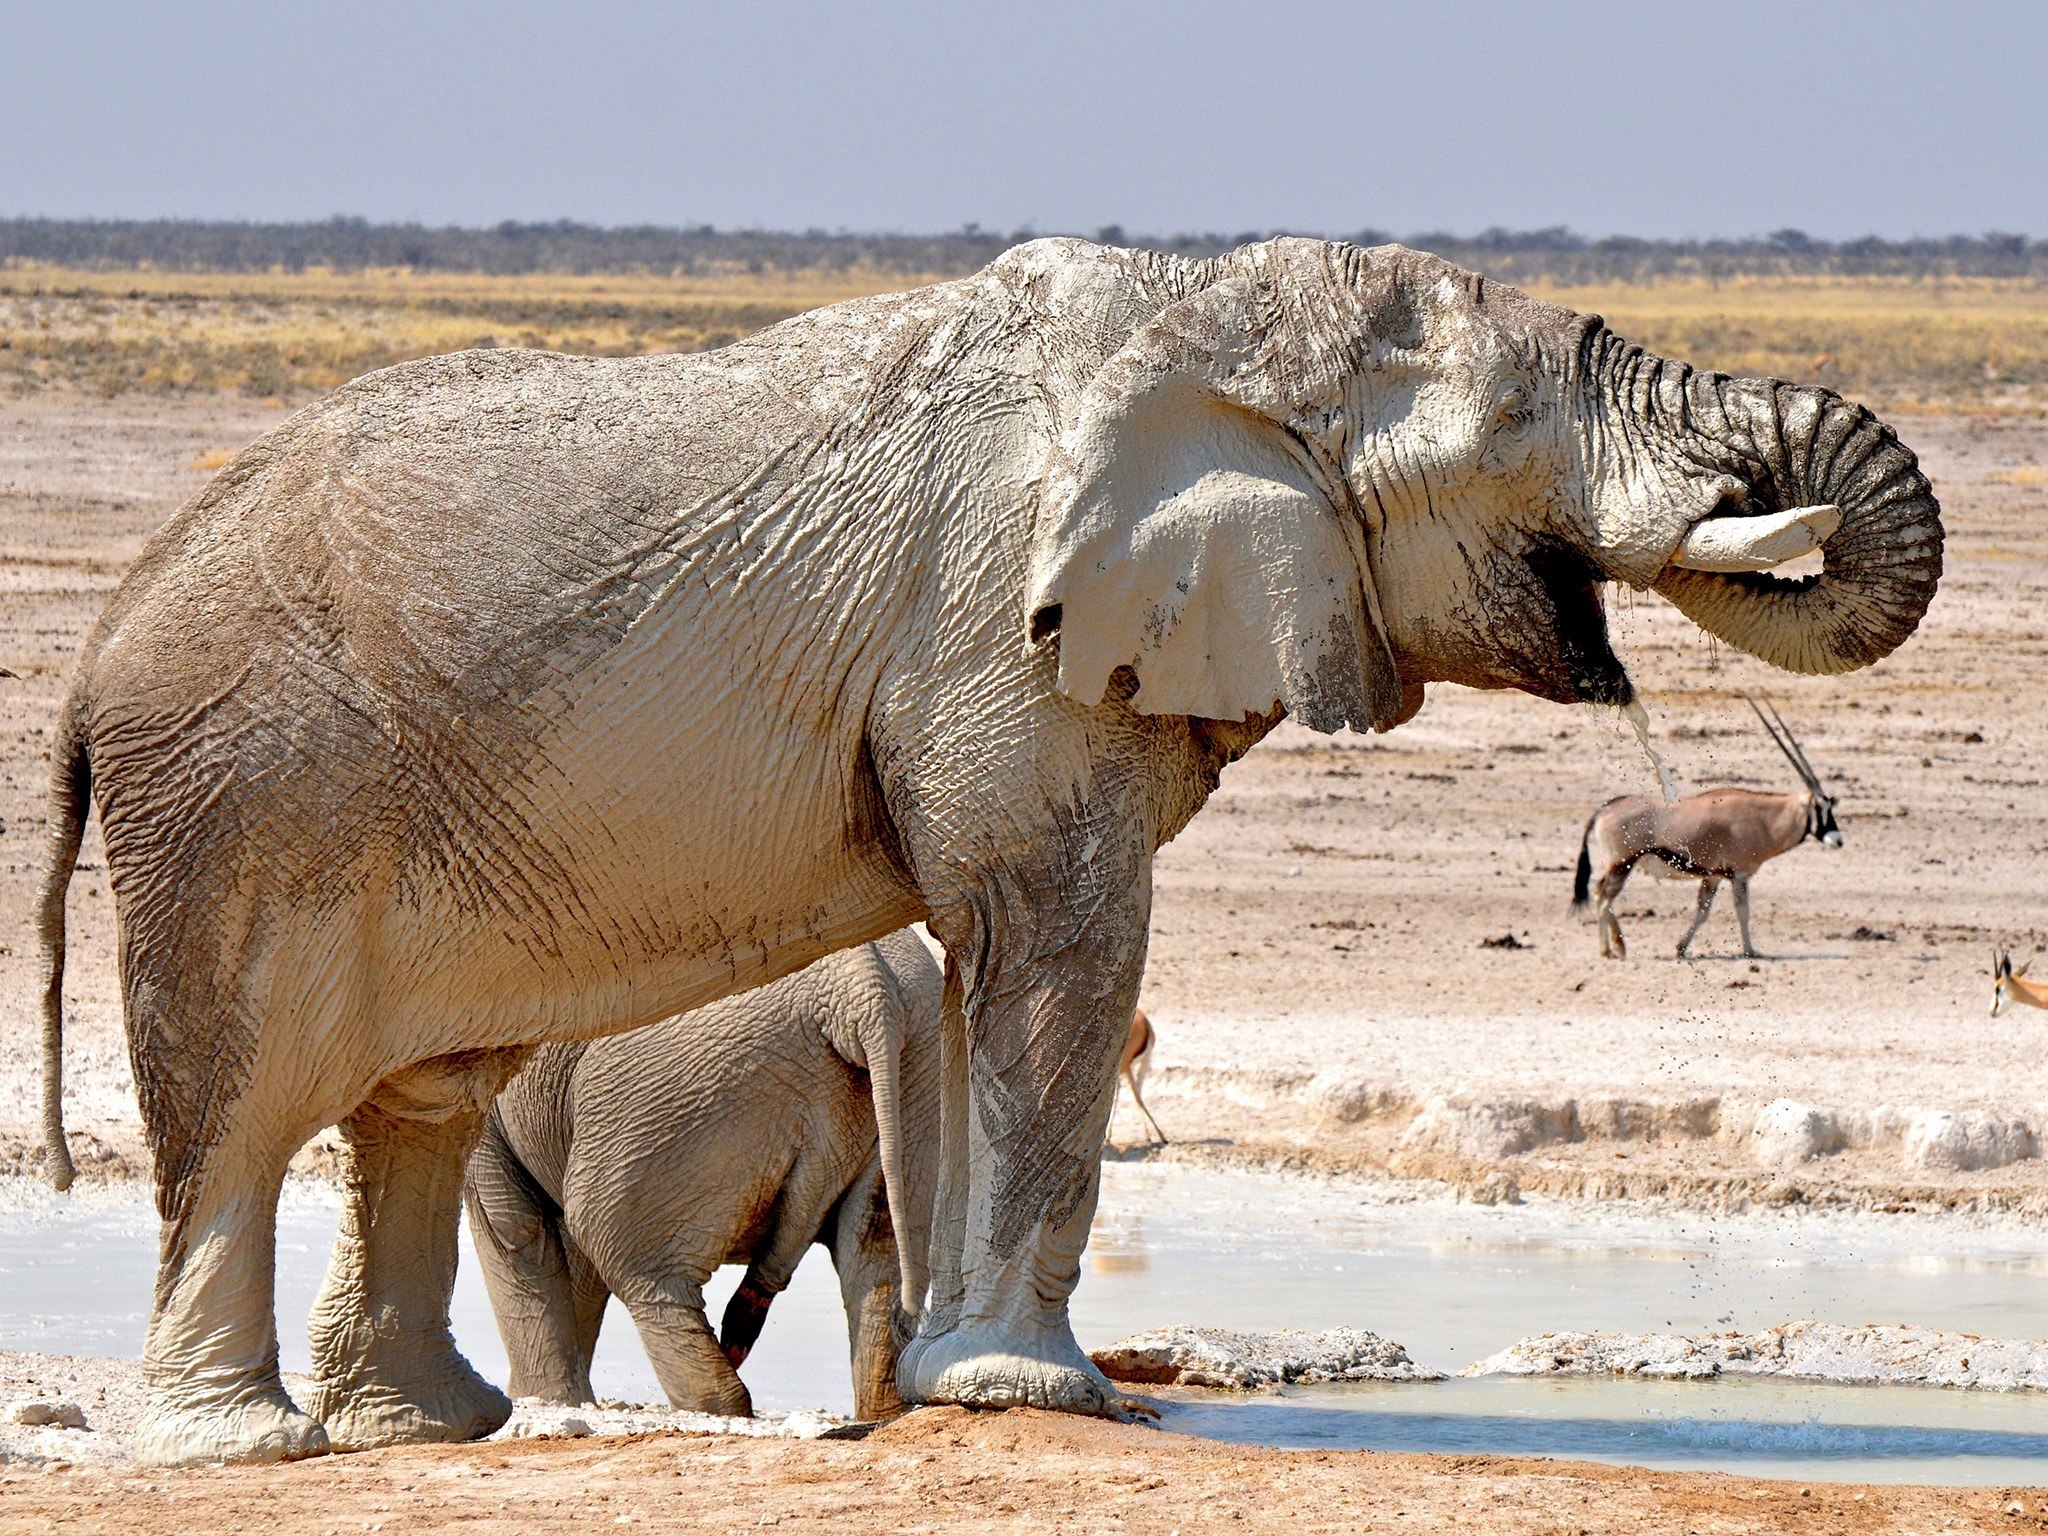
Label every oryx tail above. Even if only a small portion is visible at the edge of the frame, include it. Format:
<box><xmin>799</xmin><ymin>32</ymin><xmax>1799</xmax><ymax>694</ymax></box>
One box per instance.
<box><xmin>1570</xmin><ymin>808</ymin><xmax>1599</xmax><ymax>916</ymax></box>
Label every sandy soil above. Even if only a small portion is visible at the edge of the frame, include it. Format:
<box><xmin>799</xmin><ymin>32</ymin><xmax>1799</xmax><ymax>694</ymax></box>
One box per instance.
<box><xmin>0</xmin><ymin>394</ymin><xmax>2043</xmax><ymax>1209</ymax></box>
<box><xmin>0</xmin><ymin>1399</ymin><xmax>2037</xmax><ymax>1535</ymax></box>
<box><xmin>0</xmin><ymin>1347</ymin><xmax>2039</xmax><ymax>1529</ymax></box>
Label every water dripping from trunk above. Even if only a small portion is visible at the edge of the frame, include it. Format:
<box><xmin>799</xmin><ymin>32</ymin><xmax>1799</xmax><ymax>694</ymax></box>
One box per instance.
<box><xmin>1621</xmin><ymin>698</ymin><xmax>1678</xmax><ymax>803</ymax></box>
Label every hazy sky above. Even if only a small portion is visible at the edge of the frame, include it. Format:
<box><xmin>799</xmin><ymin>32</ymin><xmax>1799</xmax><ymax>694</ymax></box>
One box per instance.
<box><xmin>4</xmin><ymin>0</ymin><xmax>2042</xmax><ymax>239</ymax></box>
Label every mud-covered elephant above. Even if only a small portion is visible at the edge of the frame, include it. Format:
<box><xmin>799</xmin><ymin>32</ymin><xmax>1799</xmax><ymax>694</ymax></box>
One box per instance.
<box><xmin>33</xmin><ymin>235</ymin><xmax>1942</xmax><ymax>1464</ymax></box>
<box><xmin>465</xmin><ymin>930</ymin><xmax>939</xmax><ymax>1421</ymax></box>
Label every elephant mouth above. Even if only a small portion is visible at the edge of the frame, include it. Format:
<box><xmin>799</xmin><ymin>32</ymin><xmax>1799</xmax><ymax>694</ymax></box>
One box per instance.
<box><xmin>1522</xmin><ymin>481</ymin><xmax>1849</xmax><ymax>709</ymax></box>
<box><xmin>1525</xmin><ymin>540</ymin><xmax>1632</xmax><ymax>707</ymax></box>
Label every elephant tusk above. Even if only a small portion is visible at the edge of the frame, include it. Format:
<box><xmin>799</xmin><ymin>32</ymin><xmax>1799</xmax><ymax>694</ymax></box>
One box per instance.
<box><xmin>1669</xmin><ymin>505</ymin><xmax>1842</xmax><ymax>574</ymax></box>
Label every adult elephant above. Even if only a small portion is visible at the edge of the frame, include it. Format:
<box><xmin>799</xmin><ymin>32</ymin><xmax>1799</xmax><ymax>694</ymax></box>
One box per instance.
<box><xmin>33</xmin><ymin>238</ymin><xmax>1941</xmax><ymax>1465</ymax></box>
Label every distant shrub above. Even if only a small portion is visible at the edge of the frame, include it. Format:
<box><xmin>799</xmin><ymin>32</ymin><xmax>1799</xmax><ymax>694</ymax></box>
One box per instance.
<box><xmin>2</xmin><ymin>217</ymin><xmax>2043</xmax><ymax>283</ymax></box>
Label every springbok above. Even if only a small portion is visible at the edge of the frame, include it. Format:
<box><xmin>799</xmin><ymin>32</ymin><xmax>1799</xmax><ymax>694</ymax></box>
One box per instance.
<box><xmin>1110</xmin><ymin>1008</ymin><xmax>1167</xmax><ymax>1146</ymax></box>
<box><xmin>1571</xmin><ymin>698</ymin><xmax>1841</xmax><ymax>960</ymax></box>
<box><xmin>1992</xmin><ymin>951</ymin><xmax>2048</xmax><ymax>1016</ymax></box>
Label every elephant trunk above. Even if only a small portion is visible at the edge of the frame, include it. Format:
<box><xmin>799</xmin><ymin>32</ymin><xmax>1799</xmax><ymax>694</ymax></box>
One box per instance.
<box><xmin>858</xmin><ymin>1006</ymin><xmax>927</xmax><ymax>1323</ymax></box>
<box><xmin>1645</xmin><ymin>365</ymin><xmax>1944</xmax><ymax>674</ymax></box>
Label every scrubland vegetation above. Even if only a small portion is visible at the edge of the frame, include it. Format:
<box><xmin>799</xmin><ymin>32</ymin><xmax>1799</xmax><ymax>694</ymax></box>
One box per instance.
<box><xmin>2</xmin><ymin>220</ymin><xmax>2043</xmax><ymax>403</ymax></box>
<box><xmin>0</xmin><ymin>266</ymin><xmax>910</xmax><ymax>396</ymax></box>
<box><xmin>5</xmin><ymin>216</ymin><xmax>2042</xmax><ymax>282</ymax></box>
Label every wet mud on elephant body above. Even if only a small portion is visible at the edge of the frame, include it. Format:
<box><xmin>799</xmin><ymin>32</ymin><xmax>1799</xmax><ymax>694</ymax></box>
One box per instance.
<box><xmin>32</xmin><ymin>237</ymin><xmax>1940</xmax><ymax>1464</ymax></box>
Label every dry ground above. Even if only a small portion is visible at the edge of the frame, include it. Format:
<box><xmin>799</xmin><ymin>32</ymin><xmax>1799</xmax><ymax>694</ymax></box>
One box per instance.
<box><xmin>0</xmin><ymin>1406</ymin><xmax>2038</xmax><ymax>1536</ymax></box>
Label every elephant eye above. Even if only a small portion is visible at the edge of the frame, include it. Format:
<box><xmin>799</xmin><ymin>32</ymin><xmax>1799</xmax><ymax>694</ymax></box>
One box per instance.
<box><xmin>1495</xmin><ymin>386</ymin><xmax>1535</xmax><ymax>430</ymax></box>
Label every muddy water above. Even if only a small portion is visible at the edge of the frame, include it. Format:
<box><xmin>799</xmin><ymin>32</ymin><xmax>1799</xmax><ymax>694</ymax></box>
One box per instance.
<box><xmin>3</xmin><ymin>1166</ymin><xmax>2046</xmax><ymax>1484</ymax></box>
<box><xmin>1621</xmin><ymin>697</ymin><xmax>1679</xmax><ymax>802</ymax></box>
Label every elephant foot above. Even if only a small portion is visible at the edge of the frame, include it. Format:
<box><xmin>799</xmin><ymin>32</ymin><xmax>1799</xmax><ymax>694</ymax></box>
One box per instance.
<box><xmin>899</xmin><ymin>1321</ymin><xmax>1147</xmax><ymax>1419</ymax></box>
<box><xmin>504</xmin><ymin>1366</ymin><xmax>596</xmax><ymax>1408</ymax></box>
<box><xmin>304</xmin><ymin>1353</ymin><xmax>512</xmax><ymax>1452</ymax></box>
<box><xmin>131</xmin><ymin>1385</ymin><xmax>330</xmax><ymax>1469</ymax></box>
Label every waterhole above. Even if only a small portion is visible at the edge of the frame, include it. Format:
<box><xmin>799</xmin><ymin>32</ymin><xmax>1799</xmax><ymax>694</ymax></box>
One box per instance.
<box><xmin>3</xmin><ymin>1164</ymin><xmax>2044</xmax><ymax>1484</ymax></box>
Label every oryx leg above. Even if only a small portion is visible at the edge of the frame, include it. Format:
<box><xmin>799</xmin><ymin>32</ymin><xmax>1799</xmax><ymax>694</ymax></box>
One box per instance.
<box><xmin>1731</xmin><ymin>874</ymin><xmax>1759</xmax><ymax>958</ymax></box>
<box><xmin>1594</xmin><ymin>867</ymin><xmax>1631</xmax><ymax>960</ymax></box>
<box><xmin>1601</xmin><ymin>902</ymin><xmax>1627</xmax><ymax>960</ymax></box>
<box><xmin>1676</xmin><ymin>877</ymin><xmax>1720</xmax><ymax>958</ymax></box>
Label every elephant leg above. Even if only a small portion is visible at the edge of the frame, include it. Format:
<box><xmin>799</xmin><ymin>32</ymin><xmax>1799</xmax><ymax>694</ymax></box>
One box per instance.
<box><xmin>827</xmin><ymin>1166</ymin><xmax>909</xmax><ymax>1422</ymax></box>
<box><xmin>560</xmin><ymin>1240</ymin><xmax>611</xmax><ymax>1397</ymax></box>
<box><xmin>717</xmin><ymin>1269</ymin><xmax>777</xmax><ymax>1371</ymax></box>
<box><xmin>464</xmin><ymin>1108</ymin><xmax>601</xmax><ymax>1405</ymax></box>
<box><xmin>899</xmin><ymin>869</ymin><xmax>1147</xmax><ymax>1417</ymax></box>
<box><xmin>304</xmin><ymin>1050</ymin><xmax>527</xmax><ymax>1450</ymax></box>
<box><xmin>132</xmin><ymin>1118</ymin><xmax>329</xmax><ymax>1468</ymax></box>
<box><xmin>564</xmin><ymin>1178</ymin><xmax>751</xmax><ymax>1413</ymax></box>
<box><xmin>717</xmin><ymin>1193</ymin><xmax>817</xmax><ymax>1372</ymax></box>
<box><xmin>1676</xmin><ymin>877</ymin><xmax>1720</xmax><ymax>958</ymax></box>
<box><xmin>1732</xmin><ymin>874</ymin><xmax>1760</xmax><ymax>957</ymax></box>
<box><xmin>614</xmin><ymin>1281</ymin><xmax>751</xmax><ymax>1418</ymax></box>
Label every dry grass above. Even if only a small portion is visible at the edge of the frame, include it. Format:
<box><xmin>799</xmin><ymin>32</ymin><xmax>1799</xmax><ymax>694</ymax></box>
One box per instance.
<box><xmin>3</xmin><ymin>262</ymin><xmax>2045</xmax><ymax>406</ymax></box>
<box><xmin>1523</xmin><ymin>275</ymin><xmax>2048</xmax><ymax>407</ymax></box>
<box><xmin>0</xmin><ymin>265</ymin><xmax>918</xmax><ymax>397</ymax></box>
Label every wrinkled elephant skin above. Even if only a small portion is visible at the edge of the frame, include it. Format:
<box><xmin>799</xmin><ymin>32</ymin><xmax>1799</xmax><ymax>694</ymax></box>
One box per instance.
<box><xmin>465</xmin><ymin>932</ymin><xmax>940</xmax><ymax>1423</ymax></box>
<box><xmin>31</xmin><ymin>238</ymin><xmax>1941</xmax><ymax>1462</ymax></box>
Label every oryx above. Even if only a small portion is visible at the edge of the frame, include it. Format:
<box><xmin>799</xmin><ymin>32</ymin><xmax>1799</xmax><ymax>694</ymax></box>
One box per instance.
<box><xmin>1571</xmin><ymin>698</ymin><xmax>1841</xmax><ymax>959</ymax></box>
<box><xmin>1992</xmin><ymin>951</ymin><xmax>2048</xmax><ymax>1016</ymax></box>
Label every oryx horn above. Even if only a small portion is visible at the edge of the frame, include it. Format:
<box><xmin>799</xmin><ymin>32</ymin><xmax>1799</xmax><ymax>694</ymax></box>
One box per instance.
<box><xmin>1743</xmin><ymin>695</ymin><xmax>1809</xmax><ymax>785</ymax></box>
<box><xmin>1743</xmin><ymin>695</ymin><xmax>1825</xmax><ymax>796</ymax></box>
<box><xmin>1765</xmin><ymin>698</ymin><xmax>1825</xmax><ymax>790</ymax></box>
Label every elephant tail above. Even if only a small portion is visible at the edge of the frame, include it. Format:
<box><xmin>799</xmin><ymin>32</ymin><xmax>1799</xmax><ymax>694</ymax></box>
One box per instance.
<box><xmin>856</xmin><ymin>946</ymin><xmax>927</xmax><ymax>1322</ymax></box>
<box><xmin>1570</xmin><ymin>810</ymin><xmax>1597</xmax><ymax>917</ymax></box>
<box><xmin>35</xmin><ymin>692</ymin><xmax>91</xmax><ymax>1192</ymax></box>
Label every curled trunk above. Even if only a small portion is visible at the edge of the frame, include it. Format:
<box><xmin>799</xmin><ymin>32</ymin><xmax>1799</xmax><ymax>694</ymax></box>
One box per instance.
<box><xmin>1650</xmin><ymin>371</ymin><xmax>1944</xmax><ymax>674</ymax></box>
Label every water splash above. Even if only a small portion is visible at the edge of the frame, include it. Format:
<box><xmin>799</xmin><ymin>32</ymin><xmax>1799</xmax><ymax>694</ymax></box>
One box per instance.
<box><xmin>1621</xmin><ymin>698</ymin><xmax>1678</xmax><ymax>803</ymax></box>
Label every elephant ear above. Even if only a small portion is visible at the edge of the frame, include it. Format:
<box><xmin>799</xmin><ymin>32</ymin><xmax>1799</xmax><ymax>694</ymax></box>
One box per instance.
<box><xmin>1025</xmin><ymin>271</ymin><xmax>1406</xmax><ymax>734</ymax></box>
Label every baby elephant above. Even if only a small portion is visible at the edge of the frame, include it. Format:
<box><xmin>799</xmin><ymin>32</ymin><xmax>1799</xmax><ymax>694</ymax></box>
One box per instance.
<box><xmin>464</xmin><ymin>930</ymin><xmax>940</xmax><ymax>1421</ymax></box>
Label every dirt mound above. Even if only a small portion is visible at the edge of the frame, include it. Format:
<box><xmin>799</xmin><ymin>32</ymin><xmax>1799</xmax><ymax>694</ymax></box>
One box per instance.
<box><xmin>0</xmin><ymin>1405</ymin><xmax>2029</xmax><ymax>1534</ymax></box>
<box><xmin>863</xmin><ymin>1403</ymin><xmax>1166</xmax><ymax>1456</ymax></box>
